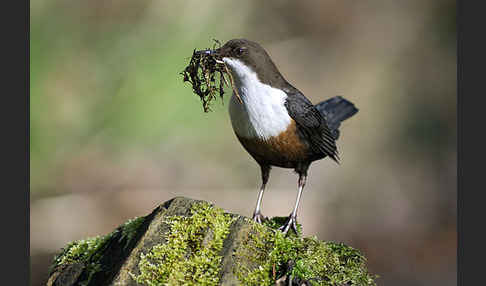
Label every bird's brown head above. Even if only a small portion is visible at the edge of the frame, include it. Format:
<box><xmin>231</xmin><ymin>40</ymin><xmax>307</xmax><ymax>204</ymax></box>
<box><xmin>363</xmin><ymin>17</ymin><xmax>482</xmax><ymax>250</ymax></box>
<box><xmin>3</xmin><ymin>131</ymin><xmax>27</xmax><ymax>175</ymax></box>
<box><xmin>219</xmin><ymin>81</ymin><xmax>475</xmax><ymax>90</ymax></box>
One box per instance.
<box><xmin>208</xmin><ymin>39</ymin><xmax>286</xmax><ymax>87</ymax></box>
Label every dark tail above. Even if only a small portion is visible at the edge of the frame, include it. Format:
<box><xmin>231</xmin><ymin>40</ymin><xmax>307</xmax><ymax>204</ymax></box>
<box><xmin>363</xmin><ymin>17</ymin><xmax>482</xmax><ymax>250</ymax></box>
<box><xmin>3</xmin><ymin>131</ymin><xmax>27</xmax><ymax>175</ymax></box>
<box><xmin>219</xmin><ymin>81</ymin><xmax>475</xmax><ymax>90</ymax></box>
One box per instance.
<box><xmin>315</xmin><ymin>96</ymin><xmax>358</xmax><ymax>140</ymax></box>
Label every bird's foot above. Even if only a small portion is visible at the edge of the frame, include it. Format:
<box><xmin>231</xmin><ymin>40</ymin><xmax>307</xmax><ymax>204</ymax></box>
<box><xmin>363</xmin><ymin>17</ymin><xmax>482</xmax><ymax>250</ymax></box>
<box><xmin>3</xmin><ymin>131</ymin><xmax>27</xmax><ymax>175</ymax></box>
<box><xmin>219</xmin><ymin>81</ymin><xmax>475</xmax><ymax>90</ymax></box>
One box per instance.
<box><xmin>279</xmin><ymin>215</ymin><xmax>299</xmax><ymax>235</ymax></box>
<box><xmin>252</xmin><ymin>211</ymin><xmax>267</xmax><ymax>224</ymax></box>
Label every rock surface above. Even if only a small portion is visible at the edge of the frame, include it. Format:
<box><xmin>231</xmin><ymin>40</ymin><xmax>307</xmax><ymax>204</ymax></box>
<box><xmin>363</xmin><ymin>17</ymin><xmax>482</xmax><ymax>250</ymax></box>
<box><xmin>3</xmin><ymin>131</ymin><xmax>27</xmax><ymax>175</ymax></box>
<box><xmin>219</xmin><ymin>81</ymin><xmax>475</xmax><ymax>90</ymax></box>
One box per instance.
<box><xmin>47</xmin><ymin>197</ymin><xmax>377</xmax><ymax>286</ymax></box>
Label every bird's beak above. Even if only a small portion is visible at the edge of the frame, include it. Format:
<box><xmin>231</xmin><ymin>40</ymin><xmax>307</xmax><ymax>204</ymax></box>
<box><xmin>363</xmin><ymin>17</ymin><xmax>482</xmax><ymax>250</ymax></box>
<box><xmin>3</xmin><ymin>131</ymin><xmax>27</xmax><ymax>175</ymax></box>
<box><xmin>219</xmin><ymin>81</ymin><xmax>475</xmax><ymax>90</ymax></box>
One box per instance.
<box><xmin>196</xmin><ymin>48</ymin><xmax>223</xmax><ymax>62</ymax></box>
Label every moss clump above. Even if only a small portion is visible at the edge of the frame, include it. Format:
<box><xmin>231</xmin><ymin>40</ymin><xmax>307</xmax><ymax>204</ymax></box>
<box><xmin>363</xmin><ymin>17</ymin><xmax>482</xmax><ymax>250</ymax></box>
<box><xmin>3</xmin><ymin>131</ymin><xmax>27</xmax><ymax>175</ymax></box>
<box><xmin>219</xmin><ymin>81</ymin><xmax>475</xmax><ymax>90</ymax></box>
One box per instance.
<box><xmin>121</xmin><ymin>216</ymin><xmax>145</xmax><ymax>249</ymax></box>
<box><xmin>263</xmin><ymin>216</ymin><xmax>303</xmax><ymax>237</ymax></box>
<box><xmin>234</xmin><ymin>218</ymin><xmax>377</xmax><ymax>286</ymax></box>
<box><xmin>51</xmin><ymin>234</ymin><xmax>112</xmax><ymax>270</ymax></box>
<box><xmin>49</xmin><ymin>234</ymin><xmax>112</xmax><ymax>286</ymax></box>
<box><xmin>181</xmin><ymin>39</ymin><xmax>241</xmax><ymax>113</ymax></box>
<box><xmin>290</xmin><ymin>239</ymin><xmax>377</xmax><ymax>285</ymax></box>
<box><xmin>49</xmin><ymin>215</ymin><xmax>146</xmax><ymax>285</ymax></box>
<box><xmin>131</xmin><ymin>202</ymin><xmax>236</xmax><ymax>285</ymax></box>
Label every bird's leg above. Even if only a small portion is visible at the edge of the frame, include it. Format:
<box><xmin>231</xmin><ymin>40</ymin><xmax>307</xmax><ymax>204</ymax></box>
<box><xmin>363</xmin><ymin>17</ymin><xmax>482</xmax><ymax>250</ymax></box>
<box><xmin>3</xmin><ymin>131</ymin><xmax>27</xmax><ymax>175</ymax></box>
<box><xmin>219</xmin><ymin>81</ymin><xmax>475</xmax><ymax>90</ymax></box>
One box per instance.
<box><xmin>252</xmin><ymin>165</ymin><xmax>270</xmax><ymax>223</ymax></box>
<box><xmin>280</xmin><ymin>171</ymin><xmax>307</xmax><ymax>235</ymax></box>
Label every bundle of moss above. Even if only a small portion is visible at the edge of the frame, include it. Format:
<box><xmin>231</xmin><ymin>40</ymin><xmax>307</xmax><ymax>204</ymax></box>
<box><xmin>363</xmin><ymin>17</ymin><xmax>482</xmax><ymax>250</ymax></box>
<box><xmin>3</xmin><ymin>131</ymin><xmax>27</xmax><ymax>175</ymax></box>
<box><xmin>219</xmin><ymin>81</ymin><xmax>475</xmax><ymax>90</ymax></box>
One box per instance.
<box><xmin>181</xmin><ymin>40</ymin><xmax>240</xmax><ymax>112</ymax></box>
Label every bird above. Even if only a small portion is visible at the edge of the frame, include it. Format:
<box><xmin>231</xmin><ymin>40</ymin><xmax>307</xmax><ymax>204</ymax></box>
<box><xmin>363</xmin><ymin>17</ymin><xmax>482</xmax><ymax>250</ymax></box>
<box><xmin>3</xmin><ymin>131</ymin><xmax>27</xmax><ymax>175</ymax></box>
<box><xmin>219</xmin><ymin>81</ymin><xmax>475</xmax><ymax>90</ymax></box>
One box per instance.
<box><xmin>207</xmin><ymin>39</ymin><xmax>358</xmax><ymax>234</ymax></box>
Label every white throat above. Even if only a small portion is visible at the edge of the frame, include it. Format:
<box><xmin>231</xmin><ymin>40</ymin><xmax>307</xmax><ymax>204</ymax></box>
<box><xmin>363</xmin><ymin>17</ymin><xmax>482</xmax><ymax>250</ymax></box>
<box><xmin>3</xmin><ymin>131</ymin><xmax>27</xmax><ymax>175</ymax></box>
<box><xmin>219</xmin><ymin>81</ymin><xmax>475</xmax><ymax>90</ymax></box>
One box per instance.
<box><xmin>223</xmin><ymin>58</ymin><xmax>292</xmax><ymax>140</ymax></box>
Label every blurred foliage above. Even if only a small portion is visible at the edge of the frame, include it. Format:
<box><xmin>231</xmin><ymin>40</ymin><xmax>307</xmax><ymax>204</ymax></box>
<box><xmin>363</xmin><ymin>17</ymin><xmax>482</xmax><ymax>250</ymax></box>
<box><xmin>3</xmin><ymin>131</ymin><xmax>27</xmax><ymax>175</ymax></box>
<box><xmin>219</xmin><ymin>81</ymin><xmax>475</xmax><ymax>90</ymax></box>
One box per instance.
<box><xmin>30</xmin><ymin>1</ymin><xmax>242</xmax><ymax>198</ymax></box>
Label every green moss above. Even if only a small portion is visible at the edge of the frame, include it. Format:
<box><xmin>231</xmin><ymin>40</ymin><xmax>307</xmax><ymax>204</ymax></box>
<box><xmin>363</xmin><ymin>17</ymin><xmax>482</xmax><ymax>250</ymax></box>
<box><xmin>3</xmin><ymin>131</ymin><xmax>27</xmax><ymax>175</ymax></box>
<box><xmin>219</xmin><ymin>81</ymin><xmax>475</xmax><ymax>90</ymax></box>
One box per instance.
<box><xmin>121</xmin><ymin>216</ymin><xmax>146</xmax><ymax>249</ymax></box>
<box><xmin>49</xmin><ymin>233</ymin><xmax>112</xmax><ymax>286</ymax></box>
<box><xmin>234</xmin><ymin>219</ymin><xmax>377</xmax><ymax>286</ymax></box>
<box><xmin>51</xmin><ymin>234</ymin><xmax>112</xmax><ymax>269</ymax></box>
<box><xmin>131</xmin><ymin>202</ymin><xmax>236</xmax><ymax>286</ymax></box>
<box><xmin>50</xmin><ymin>203</ymin><xmax>376</xmax><ymax>286</ymax></box>
<box><xmin>263</xmin><ymin>216</ymin><xmax>303</xmax><ymax>237</ymax></box>
<box><xmin>291</xmin><ymin>239</ymin><xmax>377</xmax><ymax>285</ymax></box>
<box><xmin>50</xmin><ymin>215</ymin><xmax>147</xmax><ymax>285</ymax></box>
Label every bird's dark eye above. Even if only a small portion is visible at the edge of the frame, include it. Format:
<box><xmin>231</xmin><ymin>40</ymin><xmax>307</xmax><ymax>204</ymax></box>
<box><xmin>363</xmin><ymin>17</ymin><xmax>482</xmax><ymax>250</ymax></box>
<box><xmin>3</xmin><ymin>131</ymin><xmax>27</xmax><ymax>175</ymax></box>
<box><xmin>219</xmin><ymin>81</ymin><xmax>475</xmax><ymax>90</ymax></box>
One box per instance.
<box><xmin>235</xmin><ymin>47</ymin><xmax>246</xmax><ymax>57</ymax></box>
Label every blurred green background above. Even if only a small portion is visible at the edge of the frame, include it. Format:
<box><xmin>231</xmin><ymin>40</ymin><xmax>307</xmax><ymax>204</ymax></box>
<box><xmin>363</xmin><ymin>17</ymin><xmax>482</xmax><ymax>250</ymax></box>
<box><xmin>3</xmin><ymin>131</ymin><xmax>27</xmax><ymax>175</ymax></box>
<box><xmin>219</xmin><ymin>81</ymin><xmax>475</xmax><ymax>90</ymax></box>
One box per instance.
<box><xmin>30</xmin><ymin>1</ymin><xmax>456</xmax><ymax>285</ymax></box>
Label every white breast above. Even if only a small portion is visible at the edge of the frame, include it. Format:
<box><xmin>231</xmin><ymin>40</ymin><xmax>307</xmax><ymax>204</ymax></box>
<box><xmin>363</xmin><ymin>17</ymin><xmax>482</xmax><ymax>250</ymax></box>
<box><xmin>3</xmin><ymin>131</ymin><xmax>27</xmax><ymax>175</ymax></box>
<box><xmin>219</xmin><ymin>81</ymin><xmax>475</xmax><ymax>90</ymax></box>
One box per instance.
<box><xmin>224</xmin><ymin>58</ymin><xmax>292</xmax><ymax>140</ymax></box>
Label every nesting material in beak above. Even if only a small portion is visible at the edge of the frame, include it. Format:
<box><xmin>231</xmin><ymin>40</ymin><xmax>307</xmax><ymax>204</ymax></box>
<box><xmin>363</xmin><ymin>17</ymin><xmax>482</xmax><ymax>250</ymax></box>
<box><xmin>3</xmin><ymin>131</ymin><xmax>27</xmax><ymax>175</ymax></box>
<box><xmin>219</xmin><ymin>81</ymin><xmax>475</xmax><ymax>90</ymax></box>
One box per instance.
<box><xmin>181</xmin><ymin>42</ymin><xmax>242</xmax><ymax>112</ymax></box>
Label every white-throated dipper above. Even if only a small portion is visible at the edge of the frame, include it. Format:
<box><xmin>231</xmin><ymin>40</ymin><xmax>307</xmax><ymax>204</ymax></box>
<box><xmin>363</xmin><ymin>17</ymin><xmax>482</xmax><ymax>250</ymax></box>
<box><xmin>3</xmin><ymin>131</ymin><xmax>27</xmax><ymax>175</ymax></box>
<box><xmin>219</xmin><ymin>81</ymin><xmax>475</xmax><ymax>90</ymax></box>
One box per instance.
<box><xmin>207</xmin><ymin>39</ymin><xmax>358</xmax><ymax>234</ymax></box>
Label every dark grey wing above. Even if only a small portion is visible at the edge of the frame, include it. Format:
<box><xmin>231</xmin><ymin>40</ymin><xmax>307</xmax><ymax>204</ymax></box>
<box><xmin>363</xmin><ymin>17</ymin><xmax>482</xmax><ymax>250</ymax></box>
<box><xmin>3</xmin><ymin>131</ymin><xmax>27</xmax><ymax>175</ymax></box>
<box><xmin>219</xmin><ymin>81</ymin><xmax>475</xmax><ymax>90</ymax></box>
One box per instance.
<box><xmin>283</xmin><ymin>88</ymin><xmax>339</xmax><ymax>162</ymax></box>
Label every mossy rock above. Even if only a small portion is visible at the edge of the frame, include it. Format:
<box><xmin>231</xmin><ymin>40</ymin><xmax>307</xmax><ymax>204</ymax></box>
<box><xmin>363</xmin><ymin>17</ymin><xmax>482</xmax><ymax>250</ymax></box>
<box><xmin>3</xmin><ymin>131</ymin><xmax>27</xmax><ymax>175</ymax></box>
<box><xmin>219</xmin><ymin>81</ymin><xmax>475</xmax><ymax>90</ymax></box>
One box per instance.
<box><xmin>47</xmin><ymin>197</ymin><xmax>377</xmax><ymax>286</ymax></box>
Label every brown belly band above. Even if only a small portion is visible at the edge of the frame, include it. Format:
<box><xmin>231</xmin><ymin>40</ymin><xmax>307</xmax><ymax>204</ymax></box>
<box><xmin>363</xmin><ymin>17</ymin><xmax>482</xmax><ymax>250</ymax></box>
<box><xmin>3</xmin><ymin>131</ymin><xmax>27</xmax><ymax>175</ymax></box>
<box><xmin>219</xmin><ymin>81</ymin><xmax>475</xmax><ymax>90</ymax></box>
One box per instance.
<box><xmin>235</xmin><ymin>120</ymin><xmax>313</xmax><ymax>168</ymax></box>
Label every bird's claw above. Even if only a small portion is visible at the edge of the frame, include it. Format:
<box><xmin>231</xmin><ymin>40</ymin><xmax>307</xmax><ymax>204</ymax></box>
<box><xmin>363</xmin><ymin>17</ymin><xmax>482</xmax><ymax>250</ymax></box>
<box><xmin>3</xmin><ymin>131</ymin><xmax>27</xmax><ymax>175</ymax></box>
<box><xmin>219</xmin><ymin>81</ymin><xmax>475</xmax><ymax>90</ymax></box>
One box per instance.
<box><xmin>279</xmin><ymin>215</ymin><xmax>299</xmax><ymax>235</ymax></box>
<box><xmin>252</xmin><ymin>211</ymin><xmax>267</xmax><ymax>224</ymax></box>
